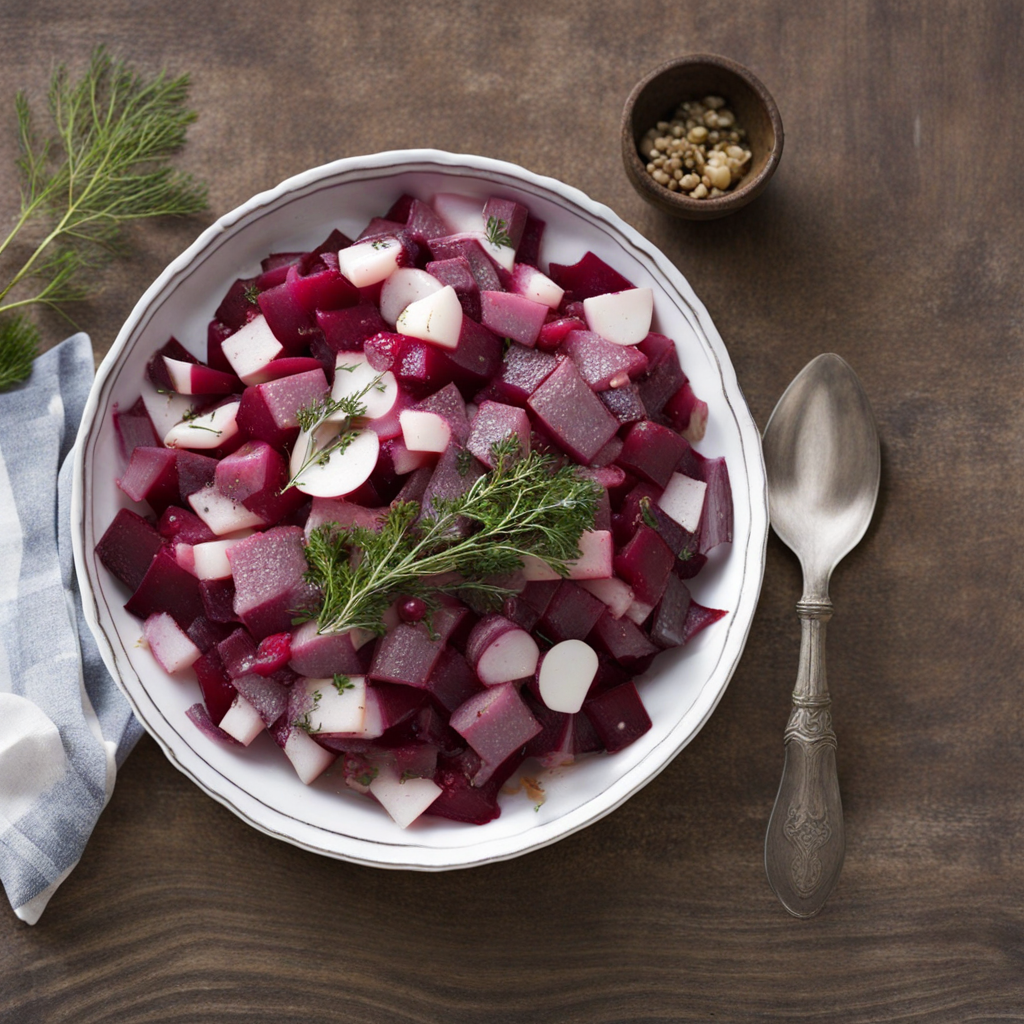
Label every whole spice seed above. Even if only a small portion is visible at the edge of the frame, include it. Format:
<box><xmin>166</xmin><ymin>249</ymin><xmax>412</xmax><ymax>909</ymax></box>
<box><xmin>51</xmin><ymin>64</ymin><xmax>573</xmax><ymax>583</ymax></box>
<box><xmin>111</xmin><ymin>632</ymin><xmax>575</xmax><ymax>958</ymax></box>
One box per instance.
<box><xmin>638</xmin><ymin>96</ymin><xmax>752</xmax><ymax>200</ymax></box>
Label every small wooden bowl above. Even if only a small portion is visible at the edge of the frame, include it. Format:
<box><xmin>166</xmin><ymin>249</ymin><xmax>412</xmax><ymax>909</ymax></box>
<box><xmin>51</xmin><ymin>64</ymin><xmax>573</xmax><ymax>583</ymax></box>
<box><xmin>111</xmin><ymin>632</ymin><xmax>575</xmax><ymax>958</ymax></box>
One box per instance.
<box><xmin>621</xmin><ymin>54</ymin><xmax>784</xmax><ymax>220</ymax></box>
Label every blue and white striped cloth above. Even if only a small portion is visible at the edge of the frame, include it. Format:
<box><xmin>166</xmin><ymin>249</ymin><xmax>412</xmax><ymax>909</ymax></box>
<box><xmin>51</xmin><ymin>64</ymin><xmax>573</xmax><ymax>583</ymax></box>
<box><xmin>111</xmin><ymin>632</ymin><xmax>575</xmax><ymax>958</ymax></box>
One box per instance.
<box><xmin>0</xmin><ymin>334</ymin><xmax>142</xmax><ymax>924</ymax></box>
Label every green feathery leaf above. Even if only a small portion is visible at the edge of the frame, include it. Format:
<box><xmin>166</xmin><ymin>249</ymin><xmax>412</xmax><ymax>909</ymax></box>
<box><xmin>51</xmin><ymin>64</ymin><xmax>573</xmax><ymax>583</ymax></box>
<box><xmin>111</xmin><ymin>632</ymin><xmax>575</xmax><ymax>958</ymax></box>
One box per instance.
<box><xmin>0</xmin><ymin>315</ymin><xmax>40</xmax><ymax>390</ymax></box>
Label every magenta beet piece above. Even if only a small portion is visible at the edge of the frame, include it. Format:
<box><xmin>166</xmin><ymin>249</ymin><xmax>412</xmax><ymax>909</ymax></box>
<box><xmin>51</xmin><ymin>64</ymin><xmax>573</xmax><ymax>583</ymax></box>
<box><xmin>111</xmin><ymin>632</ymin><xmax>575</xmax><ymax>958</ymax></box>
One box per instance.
<box><xmin>650</xmin><ymin>575</ymin><xmax>693</xmax><ymax>649</ymax></box>
<box><xmin>450</xmin><ymin>683</ymin><xmax>542</xmax><ymax>785</ymax></box>
<box><xmin>314</xmin><ymin>302</ymin><xmax>389</xmax><ymax>364</ymax></box>
<box><xmin>482</xmin><ymin>196</ymin><xmax>528</xmax><ymax>250</ymax></box>
<box><xmin>663</xmin><ymin>381</ymin><xmax>707</xmax><ymax>438</ymax></box>
<box><xmin>600</xmin><ymin>383</ymin><xmax>647</xmax><ymax>425</ymax></box>
<box><xmin>539</xmin><ymin>581</ymin><xmax>607</xmax><ymax>643</ymax></box>
<box><xmin>403</xmin><ymin>198</ymin><xmax>449</xmax><ymax>245</ymax></box>
<box><xmin>175</xmin><ymin>450</ymin><xmax>219</xmax><ymax>500</ymax></box>
<box><xmin>583</xmin><ymin>681</ymin><xmax>651</xmax><ymax>753</ymax></box>
<box><xmin>113</xmin><ymin>397</ymin><xmax>159</xmax><ymax>461</ymax></box>
<box><xmin>192</xmin><ymin>647</ymin><xmax>236</xmax><ymax>724</ymax></box>
<box><xmin>186</xmin><ymin>703</ymin><xmax>242</xmax><ymax>745</ymax></box>
<box><xmin>365</xmin><ymin>332</ymin><xmax>457</xmax><ymax>397</ymax></box>
<box><xmin>288</xmin><ymin>621</ymin><xmax>365</xmax><ymax>677</ymax></box>
<box><xmin>157</xmin><ymin>505</ymin><xmax>216</xmax><ymax>545</ymax></box>
<box><xmin>125</xmin><ymin>548</ymin><xmax>204</xmax><ymax>628</ymax></box>
<box><xmin>419</xmin><ymin>443</ymin><xmax>485</xmax><ymax>530</ymax></box>
<box><xmin>425</xmin><ymin>646</ymin><xmax>484</xmax><ymax>714</ymax></box>
<box><xmin>369</xmin><ymin>623</ymin><xmax>446</xmax><ymax>688</ymax></box>
<box><xmin>393</xmin><ymin>465</ymin><xmax>432</xmax><ymax>505</ymax></box>
<box><xmin>186</xmin><ymin>615</ymin><xmax>234</xmax><ymax>654</ymax></box>
<box><xmin>214</xmin><ymin>440</ymin><xmax>282</xmax><ymax>501</ymax></box>
<box><xmin>548</xmin><ymin>251</ymin><xmax>635</xmax><ymax>304</ymax></box>
<box><xmin>527</xmin><ymin>359</ymin><xmax>620</xmax><ymax>465</ymax></box>
<box><xmin>357</xmin><ymin>216</ymin><xmax>407</xmax><ymax>240</ymax></box>
<box><xmin>516</xmin><ymin>214</ymin><xmax>545</xmax><ymax>268</ymax></box>
<box><xmin>199</xmin><ymin>577</ymin><xmax>239</xmax><ymax>623</ymax></box>
<box><xmin>236</xmin><ymin>368</ymin><xmax>328</xmax><ymax>450</ymax></box>
<box><xmin>681</xmin><ymin>601</ymin><xmax>728</xmax><ymax>644</ymax></box>
<box><xmin>616</xmin><ymin>420</ymin><xmax>690</xmax><ymax>489</ymax></box>
<box><xmin>589</xmin><ymin>437</ymin><xmax>623</xmax><ymax>469</ymax></box>
<box><xmin>261</xmin><ymin>251</ymin><xmax>302</xmax><ymax>274</ymax></box>
<box><xmin>427</xmin><ymin>754</ymin><xmax>501</xmax><ymax>825</ymax></box>
<box><xmin>118</xmin><ymin>446</ymin><xmax>179</xmax><ymax>513</ymax></box>
<box><xmin>636</xmin><ymin>333</ymin><xmax>687</xmax><ymax>419</ymax></box>
<box><xmin>256</xmin><ymin>356</ymin><xmax>325</xmax><ymax>382</ymax></box>
<box><xmin>228</xmin><ymin>527</ymin><xmax>319</xmax><ymax>641</ymax></box>
<box><xmin>589</xmin><ymin>611</ymin><xmax>659</xmax><ymax>671</ymax></box>
<box><xmin>618</xmin><ymin>482</ymin><xmax>698</xmax><ymax>572</ymax></box>
<box><xmin>96</xmin><ymin>508</ymin><xmax>164</xmax><ymax>591</ymax></box>
<box><xmin>207</xmin><ymin>320</ymin><xmax>235</xmax><ymax>373</ymax></box>
<box><xmin>698</xmin><ymin>456</ymin><xmax>733</xmax><ymax>553</ymax></box>
<box><xmin>146</xmin><ymin>338</ymin><xmax>197</xmax><ymax>390</ymax></box>
<box><xmin>466</xmin><ymin>401</ymin><xmax>531</xmax><ymax>468</ymax></box>
<box><xmin>563</xmin><ymin>330</ymin><xmax>649</xmax><ymax>391</ymax></box>
<box><xmin>215</xmin><ymin>279</ymin><xmax>261</xmax><ymax>331</ymax></box>
<box><xmin>613</xmin><ymin>525</ymin><xmax>674</xmax><ymax>606</ymax></box>
<box><xmin>415</xmin><ymin>383</ymin><xmax>471</xmax><ymax>444</ymax></box>
<box><xmin>286</xmin><ymin>262</ymin><xmax>358</xmax><ymax>315</ymax></box>
<box><xmin>504</xmin><ymin>579</ymin><xmax>560</xmax><ymax>631</ymax></box>
<box><xmin>474</xmin><ymin>343</ymin><xmax>558</xmax><ymax>407</ymax></box>
<box><xmin>256</xmin><ymin>278</ymin><xmax>317</xmax><ymax>354</ymax></box>
<box><xmin>427</xmin><ymin>236</ymin><xmax>502</xmax><ymax>292</ymax></box>
<box><xmin>232</xmin><ymin>672</ymin><xmax>289</xmax><ymax>727</ymax></box>
<box><xmin>425</xmin><ymin>256</ymin><xmax>481</xmax><ymax>320</ymax></box>
<box><xmin>217</xmin><ymin>627</ymin><xmax>258</xmax><ymax>678</ymax></box>
<box><xmin>480</xmin><ymin>290</ymin><xmax>548</xmax><ymax>348</ymax></box>
<box><xmin>445</xmin><ymin>317</ymin><xmax>503</xmax><ymax>397</ymax></box>
<box><xmin>536</xmin><ymin>316</ymin><xmax>585</xmax><ymax>351</ymax></box>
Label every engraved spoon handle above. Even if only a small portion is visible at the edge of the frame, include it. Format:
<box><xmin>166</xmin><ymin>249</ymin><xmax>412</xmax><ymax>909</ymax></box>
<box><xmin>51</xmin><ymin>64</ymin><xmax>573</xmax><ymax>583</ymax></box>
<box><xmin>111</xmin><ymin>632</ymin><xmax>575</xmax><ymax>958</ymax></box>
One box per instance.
<box><xmin>764</xmin><ymin>599</ymin><xmax>846</xmax><ymax>918</ymax></box>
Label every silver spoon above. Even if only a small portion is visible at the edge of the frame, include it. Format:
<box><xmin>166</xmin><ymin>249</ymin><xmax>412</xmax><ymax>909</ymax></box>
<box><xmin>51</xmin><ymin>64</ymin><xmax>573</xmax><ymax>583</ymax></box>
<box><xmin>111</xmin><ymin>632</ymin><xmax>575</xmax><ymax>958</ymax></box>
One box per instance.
<box><xmin>762</xmin><ymin>353</ymin><xmax>880</xmax><ymax>918</ymax></box>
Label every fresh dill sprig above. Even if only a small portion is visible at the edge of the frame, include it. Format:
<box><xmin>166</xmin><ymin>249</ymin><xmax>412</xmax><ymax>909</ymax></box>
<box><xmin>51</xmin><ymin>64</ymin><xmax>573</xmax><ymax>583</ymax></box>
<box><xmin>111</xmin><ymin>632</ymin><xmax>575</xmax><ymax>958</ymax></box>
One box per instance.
<box><xmin>286</xmin><ymin>370</ymin><xmax>388</xmax><ymax>490</ymax></box>
<box><xmin>302</xmin><ymin>437</ymin><xmax>602</xmax><ymax>637</ymax></box>
<box><xmin>0</xmin><ymin>316</ymin><xmax>39</xmax><ymax>390</ymax></box>
<box><xmin>484</xmin><ymin>215</ymin><xmax>513</xmax><ymax>249</ymax></box>
<box><xmin>0</xmin><ymin>47</ymin><xmax>207</xmax><ymax>391</ymax></box>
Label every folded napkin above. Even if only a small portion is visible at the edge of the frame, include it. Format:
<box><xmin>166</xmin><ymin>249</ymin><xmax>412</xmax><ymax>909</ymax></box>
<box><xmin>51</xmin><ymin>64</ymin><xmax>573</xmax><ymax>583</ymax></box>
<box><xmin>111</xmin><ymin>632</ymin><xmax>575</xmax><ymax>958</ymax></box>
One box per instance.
<box><xmin>0</xmin><ymin>334</ymin><xmax>142</xmax><ymax>925</ymax></box>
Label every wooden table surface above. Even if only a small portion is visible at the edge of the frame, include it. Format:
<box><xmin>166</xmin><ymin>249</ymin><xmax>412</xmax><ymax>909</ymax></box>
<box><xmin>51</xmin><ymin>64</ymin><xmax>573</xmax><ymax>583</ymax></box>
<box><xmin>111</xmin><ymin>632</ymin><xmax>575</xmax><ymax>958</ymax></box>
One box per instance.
<box><xmin>3</xmin><ymin>2</ymin><xmax>1022</xmax><ymax>1021</ymax></box>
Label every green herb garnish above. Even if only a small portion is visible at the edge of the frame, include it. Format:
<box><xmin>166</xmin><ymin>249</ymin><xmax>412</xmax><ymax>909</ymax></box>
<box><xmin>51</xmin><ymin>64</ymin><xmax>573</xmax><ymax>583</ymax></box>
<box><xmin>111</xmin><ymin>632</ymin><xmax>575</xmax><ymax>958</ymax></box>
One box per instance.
<box><xmin>484</xmin><ymin>215</ymin><xmax>513</xmax><ymax>249</ymax></box>
<box><xmin>243</xmin><ymin>283</ymin><xmax>260</xmax><ymax>305</ymax></box>
<box><xmin>302</xmin><ymin>437</ymin><xmax>600</xmax><ymax>637</ymax></box>
<box><xmin>293</xmin><ymin>689</ymin><xmax>322</xmax><ymax>733</ymax></box>
<box><xmin>0</xmin><ymin>47</ymin><xmax>207</xmax><ymax>391</ymax></box>
<box><xmin>332</xmin><ymin>673</ymin><xmax>354</xmax><ymax>694</ymax></box>
<box><xmin>639</xmin><ymin>495</ymin><xmax>659</xmax><ymax>530</ymax></box>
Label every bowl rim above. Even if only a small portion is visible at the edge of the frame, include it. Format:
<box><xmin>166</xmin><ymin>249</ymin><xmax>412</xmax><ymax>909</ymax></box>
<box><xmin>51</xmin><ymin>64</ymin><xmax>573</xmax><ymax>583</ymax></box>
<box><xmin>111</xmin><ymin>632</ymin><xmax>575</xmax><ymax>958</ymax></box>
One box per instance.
<box><xmin>621</xmin><ymin>53</ymin><xmax>784</xmax><ymax>219</ymax></box>
<box><xmin>71</xmin><ymin>148</ymin><xmax>768</xmax><ymax>869</ymax></box>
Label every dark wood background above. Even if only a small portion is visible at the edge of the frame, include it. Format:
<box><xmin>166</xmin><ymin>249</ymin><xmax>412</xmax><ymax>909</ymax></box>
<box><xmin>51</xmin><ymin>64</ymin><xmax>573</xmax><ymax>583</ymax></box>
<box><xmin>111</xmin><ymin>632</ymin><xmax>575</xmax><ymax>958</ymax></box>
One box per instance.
<box><xmin>2</xmin><ymin>2</ymin><xmax>1022</xmax><ymax>1021</ymax></box>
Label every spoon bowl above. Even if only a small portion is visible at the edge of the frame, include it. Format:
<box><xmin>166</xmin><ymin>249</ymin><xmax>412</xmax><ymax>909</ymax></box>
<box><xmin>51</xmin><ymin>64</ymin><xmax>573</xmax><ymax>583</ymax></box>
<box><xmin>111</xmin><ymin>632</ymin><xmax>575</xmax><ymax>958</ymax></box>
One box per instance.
<box><xmin>762</xmin><ymin>354</ymin><xmax>880</xmax><ymax>917</ymax></box>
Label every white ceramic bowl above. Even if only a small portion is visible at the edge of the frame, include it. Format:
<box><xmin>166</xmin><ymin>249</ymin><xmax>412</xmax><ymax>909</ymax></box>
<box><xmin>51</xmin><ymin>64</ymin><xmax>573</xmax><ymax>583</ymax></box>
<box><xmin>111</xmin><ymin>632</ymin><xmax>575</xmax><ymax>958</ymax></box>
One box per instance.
<box><xmin>72</xmin><ymin>150</ymin><xmax>767</xmax><ymax>869</ymax></box>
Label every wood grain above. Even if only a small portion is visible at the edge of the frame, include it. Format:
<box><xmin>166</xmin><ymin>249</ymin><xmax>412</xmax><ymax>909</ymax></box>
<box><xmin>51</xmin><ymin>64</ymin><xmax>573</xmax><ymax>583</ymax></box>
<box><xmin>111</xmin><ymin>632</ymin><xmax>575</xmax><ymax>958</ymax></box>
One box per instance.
<box><xmin>2</xmin><ymin>1</ymin><xmax>1024</xmax><ymax>1021</ymax></box>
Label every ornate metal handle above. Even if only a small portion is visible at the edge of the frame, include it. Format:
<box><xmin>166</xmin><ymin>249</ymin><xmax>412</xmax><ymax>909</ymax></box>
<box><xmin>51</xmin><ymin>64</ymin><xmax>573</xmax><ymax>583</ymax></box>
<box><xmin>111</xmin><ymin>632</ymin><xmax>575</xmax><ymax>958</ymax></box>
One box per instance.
<box><xmin>764</xmin><ymin>599</ymin><xmax>846</xmax><ymax>918</ymax></box>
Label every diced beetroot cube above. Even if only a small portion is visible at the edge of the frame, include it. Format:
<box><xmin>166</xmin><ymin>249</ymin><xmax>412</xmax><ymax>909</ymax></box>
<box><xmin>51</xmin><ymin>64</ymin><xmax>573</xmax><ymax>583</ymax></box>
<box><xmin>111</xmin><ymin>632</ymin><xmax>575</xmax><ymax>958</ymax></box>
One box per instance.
<box><xmin>261</xmin><ymin>251</ymin><xmax>302</xmax><ymax>273</ymax></box>
<box><xmin>425</xmin><ymin>256</ymin><xmax>481</xmax><ymax>320</ymax></box>
<box><xmin>444</xmin><ymin>317</ymin><xmax>503</xmax><ymax>397</ymax></box>
<box><xmin>504</xmin><ymin>579</ymin><xmax>561</xmax><ymax>632</ymax></box>
<box><xmin>286</xmin><ymin>261</ymin><xmax>358</xmax><ymax>315</ymax></box>
<box><xmin>425</xmin><ymin>646</ymin><xmax>484</xmax><ymax>714</ymax></box>
<box><xmin>314</xmin><ymin>303</ymin><xmax>389</xmax><ymax>365</ymax></box>
<box><xmin>589</xmin><ymin>610</ymin><xmax>659</xmax><ymax>671</ymax></box>
<box><xmin>527</xmin><ymin>359</ymin><xmax>620</xmax><ymax>465</ymax></box>
<box><xmin>536</xmin><ymin>315</ymin><xmax>585</xmax><ymax>352</ymax></box>
<box><xmin>217</xmin><ymin>627</ymin><xmax>258</xmax><ymax>679</ymax></box>
<box><xmin>516</xmin><ymin>214</ymin><xmax>545</xmax><ymax>268</ymax></box>
<box><xmin>357</xmin><ymin>217</ymin><xmax>407</xmax><ymax>240</ymax></box>
<box><xmin>96</xmin><ymin>509</ymin><xmax>164</xmax><ymax>591</ymax></box>
<box><xmin>616</xmin><ymin>420</ymin><xmax>690</xmax><ymax>489</ymax></box>
<box><xmin>215</xmin><ymin>279</ymin><xmax>261</xmax><ymax>331</ymax></box>
<box><xmin>206</xmin><ymin>320</ymin><xmax>235</xmax><ymax>373</ymax></box>
<box><xmin>125</xmin><ymin>548</ymin><xmax>205</xmax><ymax>629</ymax></box>
<box><xmin>414</xmin><ymin>383</ymin><xmax>470</xmax><ymax>444</ymax></box>
<box><xmin>474</xmin><ymin>343</ymin><xmax>558</xmax><ymax>407</ymax></box>
<box><xmin>288</xmin><ymin>620</ymin><xmax>365</xmax><ymax>677</ymax></box>
<box><xmin>600</xmin><ymin>383</ymin><xmax>647</xmax><ymax>425</ymax></box>
<box><xmin>663</xmin><ymin>381</ymin><xmax>708</xmax><ymax>441</ymax></box>
<box><xmin>613</xmin><ymin>525</ymin><xmax>674</xmax><ymax>606</ymax></box>
<box><xmin>548</xmin><ymin>251</ymin><xmax>635</xmax><ymax>305</ymax></box>
<box><xmin>235</xmin><ymin>368</ymin><xmax>328</xmax><ymax>450</ymax></box>
<box><xmin>636</xmin><ymin>333</ymin><xmax>687</xmax><ymax>419</ymax></box>
<box><xmin>563</xmin><ymin>330</ymin><xmax>649</xmax><ymax>391</ymax></box>
<box><xmin>403</xmin><ymin>198</ymin><xmax>449</xmax><ymax>246</ymax></box>
<box><xmin>427</xmin><ymin>754</ymin><xmax>502</xmax><ymax>825</ymax></box>
<box><xmin>199</xmin><ymin>577</ymin><xmax>240</xmax><ymax>623</ymax></box>
<box><xmin>175</xmin><ymin>450</ymin><xmax>219</xmax><ymax>500</ymax></box>
<box><xmin>539</xmin><ymin>580</ymin><xmax>607</xmax><ymax>643</ymax></box>
<box><xmin>482</xmin><ymin>196</ymin><xmax>528</xmax><ymax>250</ymax></box>
<box><xmin>590</xmin><ymin>436</ymin><xmax>623</xmax><ymax>468</ymax></box>
<box><xmin>364</xmin><ymin>332</ymin><xmax>457</xmax><ymax>398</ymax></box>
<box><xmin>650</xmin><ymin>574</ymin><xmax>692</xmax><ymax>649</ymax></box>
<box><xmin>253</xmin><ymin>356</ymin><xmax>324</xmax><ymax>382</ymax></box>
<box><xmin>117</xmin><ymin>446</ymin><xmax>179</xmax><ymax>514</ymax></box>
<box><xmin>680</xmin><ymin>601</ymin><xmax>728</xmax><ymax>644</ymax></box>
<box><xmin>371</xmin><ymin>682</ymin><xmax>431</xmax><ymax>733</ymax></box>
<box><xmin>583</xmin><ymin>681</ymin><xmax>651</xmax><ymax>753</ymax></box>
<box><xmin>186</xmin><ymin>703</ymin><xmax>242</xmax><ymax>744</ymax></box>
<box><xmin>480</xmin><ymin>291</ymin><xmax>548</xmax><ymax>348</ymax></box>
<box><xmin>213</xmin><ymin>440</ymin><xmax>303</xmax><ymax>524</ymax></box>
<box><xmin>369</xmin><ymin>623</ymin><xmax>446</xmax><ymax>688</ymax></box>
<box><xmin>698</xmin><ymin>456</ymin><xmax>733</xmax><ymax>554</ymax></box>
<box><xmin>450</xmin><ymin>683</ymin><xmax>542</xmax><ymax>785</ymax></box>
<box><xmin>231</xmin><ymin>673</ymin><xmax>289</xmax><ymax>727</ymax></box>
<box><xmin>466</xmin><ymin>401</ymin><xmax>531</xmax><ymax>468</ymax></box>
<box><xmin>427</xmin><ymin>236</ymin><xmax>502</xmax><ymax>292</ymax></box>
<box><xmin>186</xmin><ymin>615</ymin><xmax>234</xmax><ymax>654</ymax></box>
<box><xmin>146</xmin><ymin>338</ymin><xmax>197</xmax><ymax>393</ymax></box>
<box><xmin>419</xmin><ymin>443</ymin><xmax>485</xmax><ymax>530</ymax></box>
<box><xmin>192</xmin><ymin>647</ymin><xmax>236</xmax><ymax>723</ymax></box>
<box><xmin>228</xmin><ymin>527</ymin><xmax>320</xmax><ymax>640</ymax></box>
<box><xmin>256</xmin><ymin>277</ymin><xmax>317</xmax><ymax>354</ymax></box>
<box><xmin>113</xmin><ymin>397</ymin><xmax>160</xmax><ymax>462</ymax></box>
<box><xmin>157</xmin><ymin>505</ymin><xmax>216</xmax><ymax>545</ymax></box>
